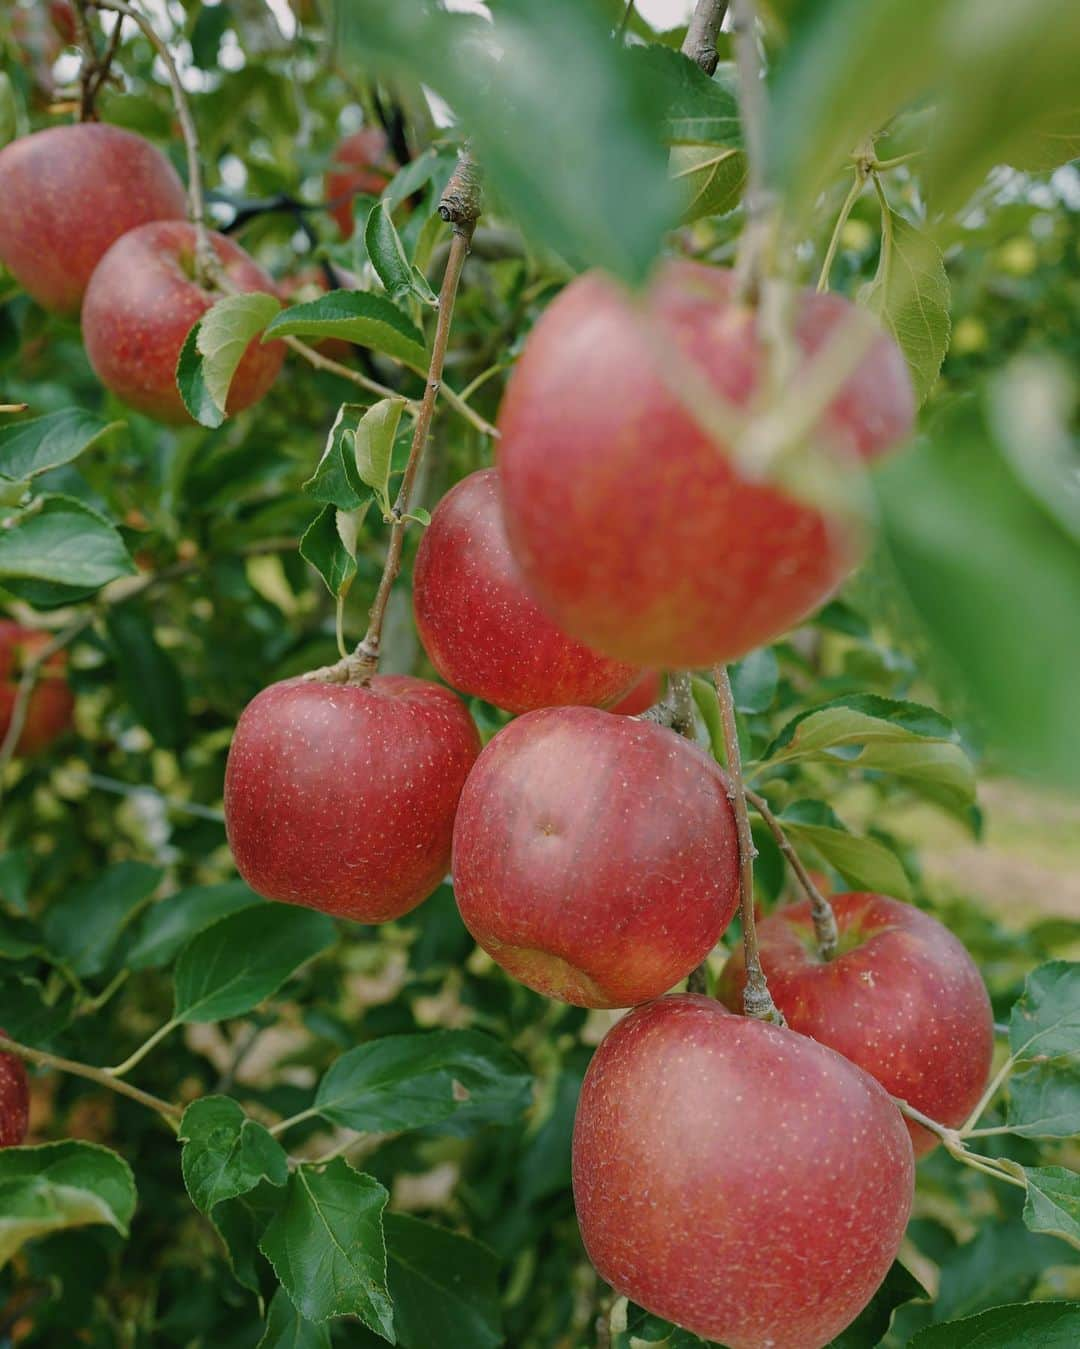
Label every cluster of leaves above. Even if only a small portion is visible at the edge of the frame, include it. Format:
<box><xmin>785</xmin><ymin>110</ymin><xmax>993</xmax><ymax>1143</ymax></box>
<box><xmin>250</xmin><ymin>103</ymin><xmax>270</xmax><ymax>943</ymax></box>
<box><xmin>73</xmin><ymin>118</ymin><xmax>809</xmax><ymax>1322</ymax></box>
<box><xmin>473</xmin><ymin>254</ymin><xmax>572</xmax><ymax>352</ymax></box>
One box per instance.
<box><xmin>1</xmin><ymin>0</ymin><xmax>1079</xmax><ymax>1346</ymax></box>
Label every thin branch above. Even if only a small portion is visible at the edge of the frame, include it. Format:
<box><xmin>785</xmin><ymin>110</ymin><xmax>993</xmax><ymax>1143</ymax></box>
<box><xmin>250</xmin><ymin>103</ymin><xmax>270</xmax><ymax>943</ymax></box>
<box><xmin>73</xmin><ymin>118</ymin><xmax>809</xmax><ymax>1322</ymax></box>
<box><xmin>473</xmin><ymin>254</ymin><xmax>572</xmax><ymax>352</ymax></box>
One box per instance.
<box><xmin>617</xmin><ymin>0</ymin><xmax>637</xmax><ymax>41</ymax></box>
<box><xmin>745</xmin><ymin>786</ymin><xmax>838</xmax><ymax>959</ymax></box>
<box><xmin>107</xmin><ymin>1018</ymin><xmax>178</xmax><ymax>1077</ymax></box>
<box><xmin>682</xmin><ymin>0</ymin><xmax>729</xmax><ymax>76</ymax></box>
<box><xmin>714</xmin><ymin>667</ymin><xmax>783</xmax><ymax>1022</ymax></box>
<box><xmin>0</xmin><ymin>1034</ymin><xmax>181</xmax><ymax>1126</ymax></box>
<box><xmin>960</xmin><ymin>1053</ymin><xmax>1016</xmax><ymax>1136</ymax></box>
<box><xmin>891</xmin><ymin>1095</ymin><xmax>1026</xmax><ymax>1188</ymax></box>
<box><xmin>88</xmin><ymin>0</ymin><xmax>213</xmax><ymax>282</ymax></box>
<box><xmin>306</xmin><ymin>150</ymin><xmax>483</xmax><ymax>685</ymax></box>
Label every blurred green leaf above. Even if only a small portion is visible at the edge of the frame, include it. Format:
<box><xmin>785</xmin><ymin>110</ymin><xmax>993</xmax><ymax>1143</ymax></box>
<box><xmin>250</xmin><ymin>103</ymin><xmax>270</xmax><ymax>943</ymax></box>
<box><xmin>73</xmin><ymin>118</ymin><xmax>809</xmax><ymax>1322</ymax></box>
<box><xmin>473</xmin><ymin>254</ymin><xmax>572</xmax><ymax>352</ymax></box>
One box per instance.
<box><xmin>106</xmin><ymin>602</ymin><xmax>189</xmax><ymax>751</ymax></box>
<box><xmin>259</xmin><ymin>1159</ymin><xmax>393</xmax><ymax>1334</ymax></box>
<box><xmin>127</xmin><ymin>883</ymin><xmax>261</xmax><ymax>972</ymax></box>
<box><xmin>384</xmin><ymin>1213</ymin><xmax>502</xmax><ymax>1349</ymax></box>
<box><xmin>0</xmin><ymin>1142</ymin><xmax>136</xmax><ymax>1269</ymax></box>
<box><xmin>43</xmin><ymin>861</ymin><xmax>162</xmax><ymax>979</ymax></box>
<box><xmin>0</xmin><ymin>496</ymin><xmax>136</xmax><ymax>593</ymax></box>
<box><xmin>628</xmin><ymin>45</ymin><xmax>742</xmax><ymax>146</ymax></box>
<box><xmin>258</xmin><ymin>1287</ymin><xmax>332</xmax><ymax>1349</ymax></box>
<box><xmin>672</xmin><ymin>143</ymin><xmax>747</xmax><ymax>223</ymax></box>
<box><xmin>173</xmin><ymin>904</ymin><xmax>336</xmax><ymax>1024</ymax></box>
<box><xmin>825</xmin><ymin>1260</ymin><xmax>927</xmax><ymax>1346</ymax></box>
<box><xmin>264</xmin><ymin>291</ymin><xmax>427</xmax><ymax>368</ymax></box>
<box><xmin>313</xmin><ymin>1029</ymin><xmax>532</xmax><ymax>1134</ymax></box>
<box><xmin>180</xmin><ymin>1097</ymin><xmax>288</xmax><ymax>1215</ymax></box>
<box><xmin>731</xmin><ymin>648</ymin><xmax>779</xmax><ymax>714</ymax></box>
<box><xmin>0</xmin><ymin>410</ymin><xmax>123</xmax><ymax>481</ymax></box>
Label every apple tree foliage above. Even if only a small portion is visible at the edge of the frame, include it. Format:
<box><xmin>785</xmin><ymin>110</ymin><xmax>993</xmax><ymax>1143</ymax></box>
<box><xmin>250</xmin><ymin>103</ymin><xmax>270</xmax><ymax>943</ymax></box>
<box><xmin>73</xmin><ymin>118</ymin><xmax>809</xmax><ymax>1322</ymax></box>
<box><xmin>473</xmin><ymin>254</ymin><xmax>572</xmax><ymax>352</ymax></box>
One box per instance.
<box><xmin>1</xmin><ymin>0</ymin><xmax>1080</xmax><ymax>1345</ymax></box>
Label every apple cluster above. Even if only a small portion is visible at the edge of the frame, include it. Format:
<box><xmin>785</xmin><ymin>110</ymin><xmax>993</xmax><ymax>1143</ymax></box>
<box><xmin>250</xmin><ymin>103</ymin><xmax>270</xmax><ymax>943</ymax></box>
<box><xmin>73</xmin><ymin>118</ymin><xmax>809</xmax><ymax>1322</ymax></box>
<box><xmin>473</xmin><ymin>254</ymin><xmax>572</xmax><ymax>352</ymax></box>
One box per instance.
<box><xmin>0</xmin><ymin>123</ymin><xmax>283</xmax><ymax>422</ymax></box>
<box><xmin>221</xmin><ymin>261</ymin><xmax>994</xmax><ymax>1347</ymax></box>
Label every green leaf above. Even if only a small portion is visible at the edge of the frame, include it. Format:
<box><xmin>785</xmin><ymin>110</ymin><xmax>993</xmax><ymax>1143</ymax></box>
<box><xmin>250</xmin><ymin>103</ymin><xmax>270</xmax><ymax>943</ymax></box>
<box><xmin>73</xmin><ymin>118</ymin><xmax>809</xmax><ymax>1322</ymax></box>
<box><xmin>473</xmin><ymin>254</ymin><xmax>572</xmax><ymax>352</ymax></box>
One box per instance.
<box><xmin>997</xmin><ymin>1166</ymin><xmax>1080</xmax><ymax>1251</ymax></box>
<box><xmin>258</xmin><ymin>1159</ymin><xmax>394</xmax><ymax>1336</ymax></box>
<box><xmin>1005</xmin><ymin>1059</ymin><xmax>1080</xmax><ymax>1138</ymax></box>
<box><xmin>258</xmin><ymin>1286</ymin><xmax>332</xmax><ymax>1349</ymax></box>
<box><xmin>176</xmin><ymin>320</ymin><xmax>223</xmax><ymax>428</ymax></box>
<box><xmin>0</xmin><ymin>848</ymin><xmax>31</xmax><ymax>914</ymax></box>
<box><xmin>365</xmin><ymin>201</ymin><xmax>437</xmax><ymax>305</ymax></box>
<box><xmin>210</xmin><ymin>1183</ymin><xmax>281</xmax><ymax>1295</ymax></box>
<box><xmin>299</xmin><ymin>503</ymin><xmax>359</xmax><ymax>599</ymax></box>
<box><xmin>779</xmin><ymin>800</ymin><xmax>913</xmax><ymax>900</ymax></box>
<box><xmin>354</xmin><ymin>398</ymin><xmax>406</xmax><ymax>513</ymax></box>
<box><xmin>672</xmin><ymin>144</ymin><xmax>747</xmax><ymax>223</ymax></box>
<box><xmin>127</xmin><ymin>883</ymin><xmax>261</xmax><ymax>971</ymax></box>
<box><xmin>0</xmin><ymin>911</ymin><xmax>43</xmax><ymax>960</ymax></box>
<box><xmin>336</xmin><ymin>0</ymin><xmax>676</xmax><ymax>284</ymax></box>
<box><xmin>313</xmin><ymin>1029</ymin><xmax>532</xmax><ymax>1134</ymax></box>
<box><xmin>173</xmin><ymin>903</ymin><xmax>336</xmax><ymax>1024</ymax></box>
<box><xmin>876</xmin><ymin>388</ymin><xmax>1080</xmax><ymax>790</ymax></box>
<box><xmin>1005</xmin><ymin>107</ymin><xmax>1080</xmax><ymax>174</ymax></box>
<box><xmin>630</xmin><ymin>46</ymin><xmax>742</xmax><ymax>147</ymax></box>
<box><xmin>43</xmin><ymin>861</ymin><xmax>163</xmax><ymax>979</ymax></box>
<box><xmin>303</xmin><ymin>404</ymin><xmax>370</xmax><ymax>511</ymax></box>
<box><xmin>907</xmin><ymin>1300</ymin><xmax>1080</xmax><ymax>1347</ymax></box>
<box><xmin>106</xmin><ymin>602</ymin><xmax>189</xmax><ymax>751</ymax></box>
<box><xmin>195</xmin><ymin>292</ymin><xmax>282</xmax><ymax>420</ymax></box>
<box><xmin>862</xmin><ymin>210</ymin><xmax>950</xmax><ymax>404</ymax></box>
<box><xmin>384</xmin><ymin>1213</ymin><xmax>502</xmax><ymax>1349</ymax></box>
<box><xmin>0</xmin><ymin>973</ymin><xmax>73</xmax><ymax>1045</ymax></box>
<box><xmin>1008</xmin><ymin>962</ymin><xmax>1080</xmax><ymax>1062</ymax></box>
<box><xmin>0</xmin><ymin>1142</ymin><xmax>136</xmax><ymax>1268</ymax></box>
<box><xmin>825</xmin><ymin>1261</ymin><xmax>927</xmax><ymax>1347</ymax></box>
<box><xmin>0</xmin><ymin>495</ymin><xmax>136</xmax><ymax>593</ymax></box>
<box><xmin>0</xmin><ymin>72</ymin><xmax>16</xmax><ymax>149</ymax></box>
<box><xmin>180</xmin><ymin>1097</ymin><xmax>288</xmax><ymax>1215</ymax></box>
<box><xmin>764</xmin><ymin>694</ymin><xmax>975</xmax><ymax>812</ymax></box>
<box><xmin>264</xmin><ymin>291</ymin><xmax>427</xmax><ymax>369</ymax></box>
<box><xmin>0</xmin><ymin>410</ymin><xmax>124</xmax><ymax>481</ymax></box>
<box><xmin>730</xmin><ymin>648</ymin><xmax>779</xmax><ymax>715</ymax></box>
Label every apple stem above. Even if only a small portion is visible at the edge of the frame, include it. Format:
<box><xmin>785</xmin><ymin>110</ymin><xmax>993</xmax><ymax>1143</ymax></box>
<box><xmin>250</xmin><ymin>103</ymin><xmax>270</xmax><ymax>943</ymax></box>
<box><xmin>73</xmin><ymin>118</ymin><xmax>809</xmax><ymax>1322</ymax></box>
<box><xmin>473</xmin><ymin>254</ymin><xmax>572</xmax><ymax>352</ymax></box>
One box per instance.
<box><xmin>714</xmin><ymin>666</ymin><xmax>784</xmax><ymax>1023</ymax></box>
<box><xmin>638</xmin><ymin>671</ymin><xmax>696</xmax><ymax>737</ymax></box>
<box><xmin>682</xmin><ymin>0</ymin><xmax>729</xmax><ymax>76</ymax></box>
<box><xmin>891</xmin><ymin>1094</ymin><xmax>1027</xmax><ymax>1190</ymax></box>
<box><xmin>308</xmin><ymin>148</ymin><xmax>483</xmax><ymax>687</ymax></box>
<box><xmin>89</xmin><ymin>0</ymin><xmax>216</xmax><ymax>286</ymax></box>
<box><xmin>0</xmin><ymin>1033</ymin><xmax>181</xmax><ymax>1128</ymax></box>
<box><xmin>745</xmin><ymin>786</ymin><xmax>839</xmax><ymax>959</ymax></box>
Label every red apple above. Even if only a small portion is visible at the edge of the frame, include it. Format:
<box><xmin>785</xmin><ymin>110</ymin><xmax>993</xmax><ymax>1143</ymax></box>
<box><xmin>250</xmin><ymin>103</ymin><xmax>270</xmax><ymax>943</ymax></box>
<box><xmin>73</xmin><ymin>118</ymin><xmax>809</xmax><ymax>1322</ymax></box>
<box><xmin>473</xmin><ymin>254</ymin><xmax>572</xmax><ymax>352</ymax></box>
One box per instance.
<box><xmin>224</xmin><ymin>675</ymin><xmax>480</xmax><ymax>923</ymax></box>
<box><xmin>573</xmin><ymin>994</ymin><xmax>914</xmax><ymax>1349</ymax></box>
<box><xmin>82</xmin><ymin>221</ymin><xmax>285</xmax><ymax>424</ymax></box>
<box><xmin>497</xmin><ymin>261</ymin><xmax>916</xmax><ymax>668</ymax></box>
<box><xmin>0</xmin><ymin>1033</ymin><xmax>29</xmax><ymax>1148</ymax></box>
<box><xmin>607</xmin><ymin>669</ymin><xmax>663</xmax><ymax>716</ymax></box>
<box><xmin>451</xmin><ymin>706</ymin><xmax>739</xmax><ymax>1007</ymax></box>
<box><xmin>0</xmin><ymin>621</ymin><xmax>74</xmax><ymax>756</ymax></box>
<box><xmin>0</xmin><ymin>124</ymin><xmax>187</xmax><ymax>316</ymax></box>
<box><xmin>413</xmin><ymin>469</ymin><xmax>639</xmax><ymax>714</ymax></box>
<box><xmin>718</xmin><ymin>891</ymin><xmax>994</xmax><ymax>1154</ymax></box>
<box><xmin>325</xmin><ymin>129</ymin><xmax>395</xmax><ymax>239</ymax></box>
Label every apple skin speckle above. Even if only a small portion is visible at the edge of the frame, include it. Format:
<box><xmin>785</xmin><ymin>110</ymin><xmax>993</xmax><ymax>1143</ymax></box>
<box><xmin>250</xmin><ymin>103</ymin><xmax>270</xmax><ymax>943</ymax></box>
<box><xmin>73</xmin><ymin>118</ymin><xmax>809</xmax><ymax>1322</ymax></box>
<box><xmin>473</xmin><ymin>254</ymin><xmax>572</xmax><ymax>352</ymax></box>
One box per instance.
<box><xmin>497</xmin><ymin>261</ymin><xmax>916</xmax><ymax>668</ymax></box>
<box><xmin>452</xmin><ymin>706</ymin><xmax>740</xmax><ymax>1007</ymax></box>
<box><xmin>572</xmin><ymin>994</ymin><xmax>914</xmax><ymax>1349</ymax></box>
<box><xmin>718</xmin><ymin>891</ymin><xmax>995</xmax><ymax>1154</ymax></box>
<box><xmin>0</xmin><ymin>1033</ymin><xmax>30</xmax><ymax>1149</ymax></box>
<box><xmin>224</xmin><ymin>674</ymin><xmax>481</xmax><ymax>924</ymax></box>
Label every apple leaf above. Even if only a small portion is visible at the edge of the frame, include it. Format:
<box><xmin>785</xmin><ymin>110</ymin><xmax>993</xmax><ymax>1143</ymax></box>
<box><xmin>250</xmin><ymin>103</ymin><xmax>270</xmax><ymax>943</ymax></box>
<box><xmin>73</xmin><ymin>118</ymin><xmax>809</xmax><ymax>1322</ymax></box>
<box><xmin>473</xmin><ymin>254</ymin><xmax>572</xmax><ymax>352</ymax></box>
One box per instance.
<box><xmin>627</xmin><ymin>45</ymin><xmax>742</xmax><ymax>148</ymax></box>
<box><xmin>258</xmin><ymin>1159</ymin><xmax>394</xmax><ymax>1335</ymax></box>
<box><xmin>299</xmin><ymin>502</ymin><xmax>360</xmax><ymax>599</ymax></box>
<box><xmin>1013</xmin><ymin>1167</ymin><xmax>1080</xmax><ymax>1251</ymax></box>
<box><xmin>173</xmin><ymin>903</ymin><xmax>336</xmax><ymax>1024</ymax></box>
<box><xmin>672</xmin><ymin>144</ymin><xmax>747</xmax><ymax>224</ymax></box>
<box><xmin>778</xmin><ymin>800</ymin><xmax>913</xmax><ymax>900</ymax></box>
<box><xmin>258</xmin><ymin>1287</ymin><xmax>331</xmax><ymax>1349</ymax></box>
<box><xmin>127</xmin><ymin>882</ymin><xmax>262</xmax><ymax>971</ymax></box>
<box><xmin>0</xmin><ymin>409</ymin><xmax>124</xmax><ymax>481</ymax></box>
<box><xmin>1009</xmin><ymin>962</ymin><xmax>1080</xmax><ymax>1063</ymax></box>
<box><xmin>303</xmin><ymin>403</ymin><xmax>370</xmax><ymax>511</ymax></box>
<box><xmin>1004</xmin><ymin>1059</ymin><xmax>1080</xmax><ymax>1138</ymax></box>
<box><xmin>0</xmin><ymin>1141</ymin><xmax>136</xmax><ymax>1269</ymax></box>
<box><xmin>0</xmin><ymin>495</ymin><xmax>136</xmax><ymax>594</ymax></box>
<box><xmin>365</xmin><ymin>201</ymin><xmax>437</xmax><ymax>306</ymax></box>
<box><xmin>730</xmin><ymin>648</ymin><xmax>779</xmax><ymax>715</ymax></box>
<box><xmin>194</xmin><ymin>292</ymin><xmax>282</xmax><ymax>421</ymax></box>
<box><xmin>313</xmin><ymin>1029</ymin><xmax>532</xmax><ymax>1134</ymax></box>
<box><xmin>42</xmin><ymin>861</ymin><xmax>162</xmax><ymax>979</ymax></box>
<box><xmin>383</xmin><ymin>1213</ymin><xmax>502</xmax><ymax>1349</ymax></box>
<box><xmin>210</xmin><ymin>1181</ymin><xmax>283</xmax><ymax>1296</ymax></box>
<box><xmin>0</xmin><ymin>72</ymin><xmax>16</xmax><ymax>149</ymax></box>
<box><xmin>264</xmin><ymin>291</ymin><xmax>427</xmax><ymax>370</ymax></box>
<box><xmin>825</xmin><ymin>1260</ymin><xmax>928</xmax><ymax>1347</ymax></box>
<box><xmin>180</xmin><ymin>1097</ymin><xmax>288</xmax><ymax>1215</ymax></box>
<box><xmin>861</xmin><ymin>210</ymin><xmax>950</xmax><ymax>404</ymax></box>
<box><xmin>106</xmin><ymin>601</ymin><xmax>189</xmax><ymax>751</ymax></box>
<box><xmin>907</xmin><ymin>1300</ymin><xmax>1080</xmax><ymax>1347</ymax></box>
<box><xmin>354</xmin><ymin>398</ymin><xmax>406</xmax><ymax>516</ymax></box>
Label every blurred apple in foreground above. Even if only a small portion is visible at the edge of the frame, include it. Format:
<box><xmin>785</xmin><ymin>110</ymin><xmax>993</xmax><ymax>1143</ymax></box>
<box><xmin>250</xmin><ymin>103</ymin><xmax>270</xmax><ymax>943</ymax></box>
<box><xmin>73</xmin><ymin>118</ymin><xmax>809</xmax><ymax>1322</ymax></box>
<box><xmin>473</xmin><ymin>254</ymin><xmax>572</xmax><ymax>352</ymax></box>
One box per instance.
<box><xmin>573</xmin><ymin>994</ymin><xmax>914</xmax><ymax>1349</ymax></box>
